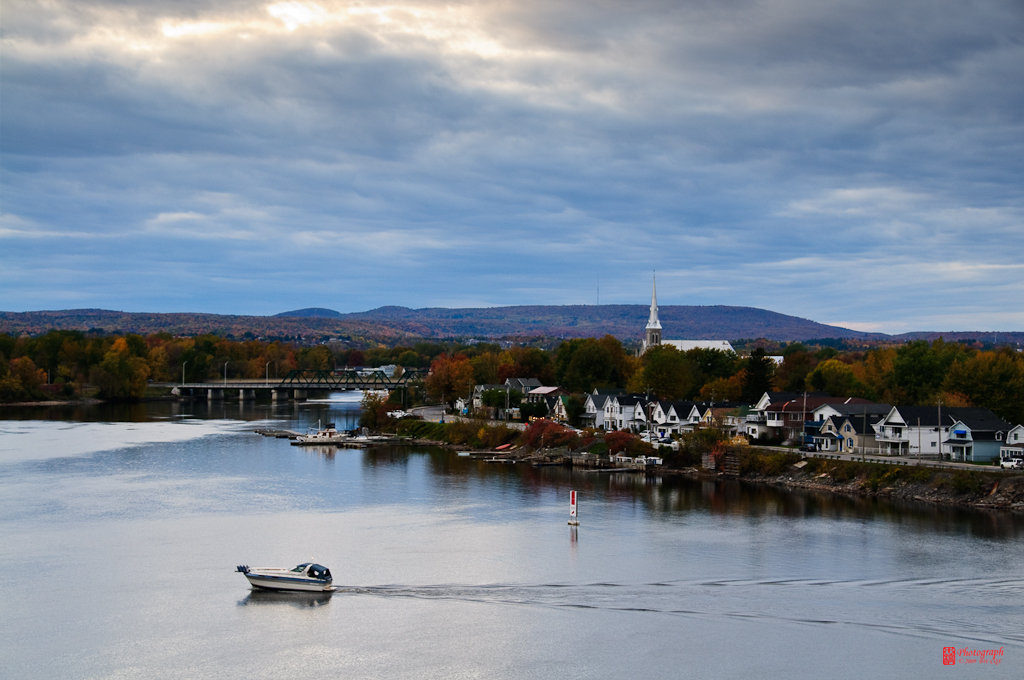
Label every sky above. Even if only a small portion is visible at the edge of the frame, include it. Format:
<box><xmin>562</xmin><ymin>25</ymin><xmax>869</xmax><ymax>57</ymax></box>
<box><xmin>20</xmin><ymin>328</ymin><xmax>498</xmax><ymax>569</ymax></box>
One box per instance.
<box><xmin>2</xmin><ymin>0</ymin><xmax>1022</xmax><ymax>334</ymax></box>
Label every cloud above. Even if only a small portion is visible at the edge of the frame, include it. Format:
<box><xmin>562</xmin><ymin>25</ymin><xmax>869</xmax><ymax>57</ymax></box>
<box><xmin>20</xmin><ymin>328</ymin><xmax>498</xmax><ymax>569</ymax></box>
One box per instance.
<box><xmin>1</xmin><ymin>0</ymin><xmax>1022</xmax><ymax>330</ymax></box>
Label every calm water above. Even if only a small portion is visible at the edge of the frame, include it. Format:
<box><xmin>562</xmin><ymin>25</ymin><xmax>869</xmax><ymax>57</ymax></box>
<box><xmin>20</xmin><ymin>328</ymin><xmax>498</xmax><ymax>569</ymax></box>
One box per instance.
<box><xmin>1</xmin><ymin>395</ymin><xmax>1021</xmax><ymax>679</ymax></box>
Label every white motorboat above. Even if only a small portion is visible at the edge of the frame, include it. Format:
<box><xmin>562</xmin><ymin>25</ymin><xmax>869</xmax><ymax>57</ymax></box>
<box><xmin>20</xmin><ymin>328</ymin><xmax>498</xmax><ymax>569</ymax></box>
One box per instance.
<box><xmin>295</xmin><ymin>421</ymin><xmax>343</xmax><ymax>443</ymax></box>
<box><xmin>236</xmin><ymin>563</ymin><xmax>334</xmax><ymax>592</ymax></box>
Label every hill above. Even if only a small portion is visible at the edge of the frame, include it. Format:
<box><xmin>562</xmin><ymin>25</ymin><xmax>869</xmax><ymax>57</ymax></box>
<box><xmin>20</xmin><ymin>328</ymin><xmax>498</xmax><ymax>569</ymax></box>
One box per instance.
<box><xmin>4</xmin><ymin>306</ymin><xmax>1022</xmax><ymax>345</ymax></box>
<box><xmin>333</xmin><ymin>305</ymin><xmax>885</xmax><ymax>341</ymax></box>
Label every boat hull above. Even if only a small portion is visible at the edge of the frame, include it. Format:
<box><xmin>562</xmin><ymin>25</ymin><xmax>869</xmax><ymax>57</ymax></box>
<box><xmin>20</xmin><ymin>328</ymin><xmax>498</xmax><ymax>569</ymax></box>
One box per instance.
<box><xmin>237</xmin><ymin>564</ymin><xmax>334</xmax><ymax>592</ymax></box>
<box><xmin>243</xmin><ymin>572</ymin><xmax>334</xmax><ymax>592</ymax></box>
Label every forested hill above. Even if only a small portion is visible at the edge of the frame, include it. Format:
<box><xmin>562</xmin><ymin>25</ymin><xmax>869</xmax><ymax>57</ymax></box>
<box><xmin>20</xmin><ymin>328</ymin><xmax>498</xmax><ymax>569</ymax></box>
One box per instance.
<box><xmin>328</xmin><ymin>305</ymin><xmax>884</xmax><ymax>341</ymax></box>
<box><xmin>2</xmin><ymin>305</ymin><xmax>895</xmax><ymax>342</ymax></box>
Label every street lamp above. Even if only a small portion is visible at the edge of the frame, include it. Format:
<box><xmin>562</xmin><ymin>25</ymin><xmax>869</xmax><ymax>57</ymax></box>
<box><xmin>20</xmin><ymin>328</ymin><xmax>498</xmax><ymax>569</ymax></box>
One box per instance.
<box><xmin>182</xmin><ymin>361</ymin><xmax>188</xmax><ymax>386</ymax></box>
<box><xmin>266</xmin><ymin>361</ymin><xmax>273</xmax><ymax>386</ymax></box>
<box><xmin>223</xmin><ymin>361</ymin><xmax>229</xmax><ymax>385</ymax></box>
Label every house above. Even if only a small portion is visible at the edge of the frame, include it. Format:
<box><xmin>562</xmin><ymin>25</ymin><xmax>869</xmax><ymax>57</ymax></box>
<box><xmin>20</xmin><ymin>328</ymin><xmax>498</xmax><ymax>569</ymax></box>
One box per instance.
<box><xmin>999</xmin><ymin>425</ymin><xmax>1024</xmax><ymax>463</ymax></box>
<box><xmin>505</xmin><ymin>377</ymin><xmax>541</xmax><ymax>395</ymax></box>
<box><xmin>810</xmin><ymin>403</ymin><xmax>891</xmax><ymax>453</ymax></box>
<box><xmin>549</xmin><ymin>395</ymin><xmax>572</xmax><ymax>423</ymax></box>
<box><xmin>526</xmin><ymin>385</ymin><xmax>568</xmax><ymax>403</ymax></box>
<box><xmin>581</xmin><ymin>390</ymin><xmax>622</xmax><ymax>430</ymax></box>
<box><xmin>764</xmin><ymin>396</ymin><xmax>873</xmax><ymax>444</ymax></box>
<box><xmin>944</xmin><ymin>412</ymin><xmax>1012</xmax><ymax>463</ymax></box>
<box><xmin>647</xmin><ymin>400</ymin><xmax>690</xmax><ymax>437</ymax></box>
<box><xmin>817</xmin><ymin>413</ymin><xmax>884</xmax><ymax>453</ymax></box>
<box><xmin>744</xmin><ymin>391</ymin><xmax>825</xmax><ymax>439</ymax></box>
<box><xmin>472</xmin><ymin>384</ymin><xmax>507</xmax><ymax>411</ymax></box>
<box><xmin>683</xmin><ymin>402</ymin><xmax>745</xmax><ymax>435</ymax></box>
<box><xmin>873</xmin><ymin>406</ymin><xmax>1011</xmax><ymax>461</ymax></box>
<box><xmin>607</xmin><ymin>394</ymin><xmax>650</xmax><ymax>431</ymax></box>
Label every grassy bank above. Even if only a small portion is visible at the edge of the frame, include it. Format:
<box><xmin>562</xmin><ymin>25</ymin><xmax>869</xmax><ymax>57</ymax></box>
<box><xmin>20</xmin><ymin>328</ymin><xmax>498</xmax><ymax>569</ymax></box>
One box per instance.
<box><xmin>395</xmin><ymin>419</ymin><xmax>521</xmax><ymax>449</ymax></box>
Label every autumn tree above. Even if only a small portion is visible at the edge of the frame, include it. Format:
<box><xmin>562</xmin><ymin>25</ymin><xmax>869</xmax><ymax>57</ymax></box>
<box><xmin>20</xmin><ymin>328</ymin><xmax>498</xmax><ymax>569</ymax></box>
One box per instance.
<box><xmin>470</xmin><ymin>351</ymin><xmax>501</xmax><ymax>385</ymax></box>
<box><xmin>359</xmin><ymin>390</ymin><xmax>390</xmax><ymax>430</ymax></box>
<box><xmin>806</xmin><ymin>358</ymin><xmax>863</xmax><ymax>396</ymax></box>
<box><xmin>424</xmin><ymin>353</ymin><xmax>475</xmax><ymax>410</ymax></box>
<box><xmin>775</xmin><ymin>344</ymin><xmax>817</xmax><ymax>392</ymax></box>
<box><xmin>497</xmin><ymin>347</ymin><xmax>554</xmax><ymax>384</ymax></box>
<box><xmin>890</xmin><ymin>339</ymin><xmax>969</xmax><ymax>404</ymax></box>
<box><xmin>699</xmin><ymin>373</ymin><xmax>744</xmax><ymax>401</ymax></box>
<box><xmin>554</xmin><ymin>335</ymin><xmax>633</xmax><ymax>392</ymax></box>
<box><xmin>91</xmin><ymin>337</ymin><xmax>150</xmax><ymax>400</ymax></box>
<box><xmin>943</xmin><ymin>348</ymin><xmax>1024</xmax><ymax>423</ymax></box>
<box><xmin>629</xmin><ymin>345</ymin><xmax>694</xmax><ymax>400</ymax></box>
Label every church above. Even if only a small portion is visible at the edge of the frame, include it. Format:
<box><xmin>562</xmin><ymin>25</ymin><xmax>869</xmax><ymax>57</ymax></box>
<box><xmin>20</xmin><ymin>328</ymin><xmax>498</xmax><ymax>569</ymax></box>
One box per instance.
<box><xmin>641</xmin><ymin>276</ymin><xmax>734</xmax><ymax>354</ymax></box>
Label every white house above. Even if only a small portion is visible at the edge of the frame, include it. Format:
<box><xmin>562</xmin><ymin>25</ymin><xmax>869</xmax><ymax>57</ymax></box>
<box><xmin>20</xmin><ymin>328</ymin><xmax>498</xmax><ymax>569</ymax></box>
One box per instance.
<box><xmin>1000</xmin><ymin>425</ymin><xmax>1024</xmax><ymax>463</ymax></box>
<box><xmin>873</xmin><ymin>406</ymin><xmax>1010</xmax><ymax>461</ymax></box>
<box><xmin>581</xmin><ymin>391</ymin><xmax>621</xmax><ymax>430</ymax></box>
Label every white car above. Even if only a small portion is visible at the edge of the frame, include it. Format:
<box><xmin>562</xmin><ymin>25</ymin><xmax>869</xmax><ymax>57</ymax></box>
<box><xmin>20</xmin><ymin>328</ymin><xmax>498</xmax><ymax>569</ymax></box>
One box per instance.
<box><xmin>999</xmin><ymin>458</ymin><xmax>1023</xmax><ymax>469</ymax></box>
<box><xmin>387</xmin><ymin>410</ymin><xmax>408</xmax><ymax>419</ymax></box>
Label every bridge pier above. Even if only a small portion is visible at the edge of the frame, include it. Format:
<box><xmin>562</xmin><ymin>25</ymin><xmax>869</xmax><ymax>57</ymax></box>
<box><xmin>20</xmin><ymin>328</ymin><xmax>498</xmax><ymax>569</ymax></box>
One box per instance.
<box><xmin>293</xmin><ymin>389</ymin><xmax>307</xmax><ymax>401</ymax></box>
<box><xmin>207</xmin><ymin>388</ymin><xmax>223</xmax><ymax>401</ymax></box>
<box><xmin>239</xmin><ymin>388</ymin><xmax>256</xmax><ymax>401</ymax></box>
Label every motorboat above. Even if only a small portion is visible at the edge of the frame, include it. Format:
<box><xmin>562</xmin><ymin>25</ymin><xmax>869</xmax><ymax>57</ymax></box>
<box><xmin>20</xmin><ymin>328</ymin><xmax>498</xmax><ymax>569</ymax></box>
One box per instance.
<box><xmin>295</xmin><ymin>421</ymin><xmax>344</xmax><ymax>443</ymax></box>
<box><xmin>236</xmin><ymin>563</ymin><xmax>334</xmax><ymax>592</ymax></box>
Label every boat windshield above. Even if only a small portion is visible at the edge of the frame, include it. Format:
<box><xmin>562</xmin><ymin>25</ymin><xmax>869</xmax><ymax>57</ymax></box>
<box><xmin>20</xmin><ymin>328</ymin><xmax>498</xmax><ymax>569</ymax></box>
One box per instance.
<box><xmin>291</xmin><ymin>563</ymin><xmax>310</xmax><ymax>572</ymax></box>
<box><xmin>308</xmin><ymin>564</ymin><xmax>331</xmax><ymax>580</ymax></box>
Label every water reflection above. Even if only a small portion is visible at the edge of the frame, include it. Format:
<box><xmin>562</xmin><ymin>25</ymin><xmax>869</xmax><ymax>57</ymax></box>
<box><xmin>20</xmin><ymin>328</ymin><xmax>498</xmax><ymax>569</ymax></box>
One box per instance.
<box><xmin>238</xmin><ymin>589</ymin><xmax>334</xmax><ymax>608</ymax></box>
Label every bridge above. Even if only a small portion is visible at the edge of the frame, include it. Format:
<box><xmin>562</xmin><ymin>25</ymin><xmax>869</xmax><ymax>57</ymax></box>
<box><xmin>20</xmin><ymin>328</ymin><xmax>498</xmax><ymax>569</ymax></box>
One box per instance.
<box><xmin>167</xmin><ymin>368</ymin><xmax>428</xmax><ymax>402</ymax></box>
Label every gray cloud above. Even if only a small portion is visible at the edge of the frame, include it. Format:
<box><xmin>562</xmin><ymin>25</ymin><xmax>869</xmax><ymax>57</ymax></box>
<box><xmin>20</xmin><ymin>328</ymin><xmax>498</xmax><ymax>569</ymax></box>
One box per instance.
<box><xmin>2</xmin><ymin>0</ymin><xmax>1022</xmax><ymax>330</ymax></box>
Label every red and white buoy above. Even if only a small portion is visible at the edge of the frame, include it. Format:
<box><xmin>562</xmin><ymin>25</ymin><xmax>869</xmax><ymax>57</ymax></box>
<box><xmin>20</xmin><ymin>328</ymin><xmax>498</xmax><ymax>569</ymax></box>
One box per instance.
<box><xmin>568</xmin><ymin>489</ymin><xmax>580</xmax><ymax>526</ymax></box>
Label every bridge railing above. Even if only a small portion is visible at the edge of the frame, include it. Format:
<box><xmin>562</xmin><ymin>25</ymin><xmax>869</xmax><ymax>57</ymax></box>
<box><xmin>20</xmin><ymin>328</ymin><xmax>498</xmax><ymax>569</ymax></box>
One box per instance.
<box><xmin>276</xmin><ymin>368</ymin><xmax>428</xmax><ymax>390</ymax></box>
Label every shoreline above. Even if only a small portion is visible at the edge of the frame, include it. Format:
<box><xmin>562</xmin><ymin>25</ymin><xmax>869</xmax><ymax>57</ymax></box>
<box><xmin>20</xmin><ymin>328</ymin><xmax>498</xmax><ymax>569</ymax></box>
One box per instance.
<box><xmin>395</xmin><ymin>436</ymin><xmax>1024</xmax><ymax>513</ymax></box>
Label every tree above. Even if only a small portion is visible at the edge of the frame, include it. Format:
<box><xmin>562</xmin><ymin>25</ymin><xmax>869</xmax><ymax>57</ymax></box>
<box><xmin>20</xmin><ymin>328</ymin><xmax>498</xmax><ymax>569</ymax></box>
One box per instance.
<box><xmin>359</xmin><ymin>390</ymin><xmax>390</xmax><ymax>430</ymax></box>
<box><xmin>470</xmin><ymin>351</ymin><xmax>501</xmax><ymax>385</ymax></box>
<box><xmin>497</xmin><ymin>347</ymin><xmax>554</xmax><ymax>384</ymax></box>
<box><xmin>629</xmin><ymin>345</ymin><xmax>694</xmax><ymax>400</ymax></box>
<box><xmin>943</xmin><ymin>348</ymin><xmax>1024</xmax><ymax>423</ymax></box>
<box><xmin>806</xmin><ymin>358</ymin><xmax>861</xmax><ymax>396</ymax></box>
<box><xmin>740</xmin><ymin>347</ymin><xmax>774</xmax><ymax>402</ymax></box>
<box><xmin>555</xmin><ymin>336</ymin><xmax>632</xmax><ymax>392</ymax></box>
<box><xmin>699</xmin><ymin>373</ymin><xmax>744</xmax><ymax>401</ymax></box>
<box><xmin>775</xmin><ymin>344</ymin><xmax>816</xmax><ymax>392</ymax></box>
<box><xmin>91</xmin><ymin>337</ymin><xmax>150</xmax><ymax>400</ymax></box>
<box><xmin>424</xmin><ymin>353</ymin><xmax>475</xmax><ymax>410</ymax></box>
<box><xmin>891</xmin><ymin>339</ymin><xmax>969</xmax><ymax>404</ymax></box>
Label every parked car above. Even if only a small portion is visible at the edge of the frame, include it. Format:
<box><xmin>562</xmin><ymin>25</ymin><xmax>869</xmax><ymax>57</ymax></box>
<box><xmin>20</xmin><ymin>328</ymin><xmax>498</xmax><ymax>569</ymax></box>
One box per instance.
<box><xmin>799</xmin><ymin>443</ymin><xmax>817</xmax><ymax>452</ymax></box>
<box><xmin>999</xmin><ymin>458</ymin><xmax>1023</xmax><ymax>469</ymax></box>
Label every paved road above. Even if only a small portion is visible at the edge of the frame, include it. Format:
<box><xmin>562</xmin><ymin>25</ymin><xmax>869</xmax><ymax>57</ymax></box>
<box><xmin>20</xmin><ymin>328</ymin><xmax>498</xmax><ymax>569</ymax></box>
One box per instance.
<box><xmin>758</xmin><ymin>445</ymin><xmax>1011</xmax><ymax>472</ymax></box>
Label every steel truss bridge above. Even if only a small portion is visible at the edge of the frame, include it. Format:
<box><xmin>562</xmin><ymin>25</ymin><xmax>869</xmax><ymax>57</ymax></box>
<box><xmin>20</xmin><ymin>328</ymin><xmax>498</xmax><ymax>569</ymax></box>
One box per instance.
<box><xmin>170</xmin><ymin>368</ymin><xmax>427</xmax><ymax>401</ymax></box>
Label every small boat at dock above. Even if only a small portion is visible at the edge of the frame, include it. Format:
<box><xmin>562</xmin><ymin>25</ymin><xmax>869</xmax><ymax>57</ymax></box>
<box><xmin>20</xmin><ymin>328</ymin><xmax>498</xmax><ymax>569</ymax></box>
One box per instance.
<box><xmin>236</xmin><ymin>563</ymin><xmax>334</xmax><ymax>592</ymax></box>
<box><xmin>295</xmin><ymin>421</ymin><xmax>345</xmax><ymax>443</ymax></box>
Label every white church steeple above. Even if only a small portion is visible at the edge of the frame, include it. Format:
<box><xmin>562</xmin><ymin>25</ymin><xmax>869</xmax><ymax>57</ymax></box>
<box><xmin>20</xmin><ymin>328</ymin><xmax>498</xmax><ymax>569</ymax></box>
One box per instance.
<box><xmin>644</xmin><ymin>274</ymin><xmax>662</xmax><ymax>351</ymax></box>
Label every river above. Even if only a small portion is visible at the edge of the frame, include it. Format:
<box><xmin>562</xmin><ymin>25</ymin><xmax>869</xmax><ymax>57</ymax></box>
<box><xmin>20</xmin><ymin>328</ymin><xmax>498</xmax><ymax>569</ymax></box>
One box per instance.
<box><xmin>0</xmin><ymin>395</ymin><xmax>1020</xmax><ymax>679</ymax></box>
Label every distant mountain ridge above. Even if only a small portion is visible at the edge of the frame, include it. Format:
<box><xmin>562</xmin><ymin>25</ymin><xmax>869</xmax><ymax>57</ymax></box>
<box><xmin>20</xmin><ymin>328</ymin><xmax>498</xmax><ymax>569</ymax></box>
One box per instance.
<box><xmin>4</xmin><ymin>306</ymin><xmax>1022</xmax><ymax>344</ymax></box>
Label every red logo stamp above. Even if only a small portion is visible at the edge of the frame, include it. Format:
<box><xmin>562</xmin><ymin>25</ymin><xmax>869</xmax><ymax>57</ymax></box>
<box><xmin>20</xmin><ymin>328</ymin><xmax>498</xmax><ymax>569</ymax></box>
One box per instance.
<box><xmin>943</xmin><ymin>647</ymin><xmax>956</xmax><ymax>666</ymax></box>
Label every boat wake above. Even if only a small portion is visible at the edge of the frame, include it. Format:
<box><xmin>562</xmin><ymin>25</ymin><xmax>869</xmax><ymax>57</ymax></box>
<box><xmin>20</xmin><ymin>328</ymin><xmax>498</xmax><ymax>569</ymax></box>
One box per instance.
<box><xmin>337</xmin><ymin>576</ymin><xmax>1024</xmax><ymax>648</ymax></box>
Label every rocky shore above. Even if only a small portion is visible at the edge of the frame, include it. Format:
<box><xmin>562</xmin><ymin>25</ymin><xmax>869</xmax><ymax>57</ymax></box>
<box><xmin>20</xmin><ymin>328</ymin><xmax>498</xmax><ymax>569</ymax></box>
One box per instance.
<box><xmin>706</xmin><ymin>466</ymin><xmax>1024</xmax><ymax>513</ymax></box>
